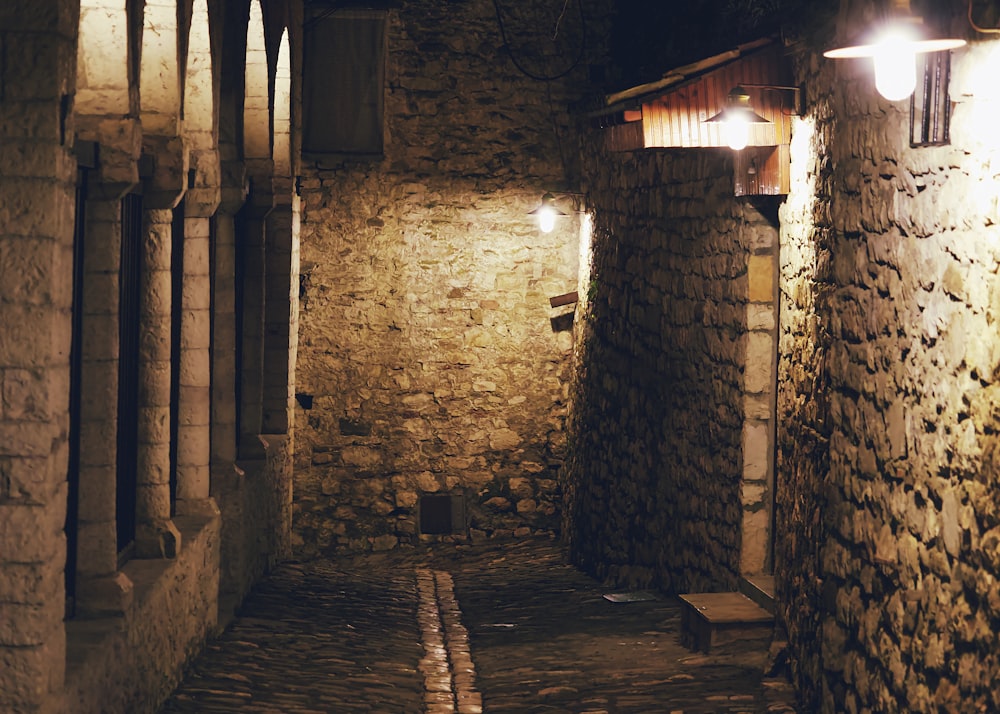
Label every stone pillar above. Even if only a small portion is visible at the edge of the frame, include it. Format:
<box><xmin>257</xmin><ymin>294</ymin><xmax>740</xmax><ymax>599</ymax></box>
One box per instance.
<box><xmin>261</xmin><ymin>183</ymin><xmax>299</xmax><ymax>434</ymax></box>
<box><xmin>175</xmin><ymin>156</ymin><xmax>221</xmax><ymax>517</ymax></box>
<box><xmin>210</xmin><ymin>153</ymin><xmax>246</xmax><ymax>469</ymax></box>
<box><xmin>135</xmin><ymin>206</ymin><xmax>183</xmax><ymax>557</ymax></box>
<box><xmin>74</xmin><ymin>183</ymin><xmax>136</xmax><ymax>617</ymax></box>
<box><xmin>237</xmin><ymin>160</ymin><xmax>275</xmax><ymax>459</ymax></box>
<box><xmin>0</xmin><ymin>1</ymin><xmax>77</xmax><ymax>710</ymax></box>
<box><xmin>74</xmin><ymin>0</ymin><xmax>138</xmax><ymax>609</ymax></box>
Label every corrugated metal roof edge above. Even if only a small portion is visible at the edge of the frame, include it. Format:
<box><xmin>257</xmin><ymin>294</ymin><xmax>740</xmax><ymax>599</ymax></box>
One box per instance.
<box><xmin>590</xmin><ymin>36</ymin><xmax>781</xmax><ymax>118</ymax></box>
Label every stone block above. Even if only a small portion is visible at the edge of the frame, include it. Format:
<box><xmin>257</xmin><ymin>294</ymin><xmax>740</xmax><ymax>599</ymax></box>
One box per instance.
<box><xmin>742</xmin><ymin>422</ymin><xmax>770</xmax><ymax>481</ymax></box>
<box><xmin>745</xmin><ymin>332</ymin><xmax>773</xmax><ymax>394</ymax></box>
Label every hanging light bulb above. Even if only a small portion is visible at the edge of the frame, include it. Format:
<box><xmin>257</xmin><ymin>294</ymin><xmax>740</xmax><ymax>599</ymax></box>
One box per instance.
<box><xmin>823</xmin><ymin>2</ymin><xmax>965</xmax><ymax>101</ymax></box>
<box><xmin>704</xmin><ymin>87</ymin><xmax>770</xmax><ymax>151</ymax></box>
<box><xmin>723</xmin><ymin>111</ymin><xmax>752</xmax><ymax>151</ymax></box>
<box><xmin>871</xmin><ymin>27</ymin><xmax>919</xmax><ymax>101</ymax></box>
<box><xmin>528</xmin><ymin>193</ymin><xmax>567</xmax><ymax>233</ymax></box>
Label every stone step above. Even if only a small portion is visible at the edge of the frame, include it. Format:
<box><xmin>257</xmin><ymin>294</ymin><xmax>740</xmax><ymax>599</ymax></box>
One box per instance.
<box><xmin>739</xmin><ymin>574</ymin><xmax>776</xmax><ymax>615</ymax></box>
<box><xmin>678</xmin><ymin>591</ymin><xmax>774</xmax><ymax>654</ymax></box>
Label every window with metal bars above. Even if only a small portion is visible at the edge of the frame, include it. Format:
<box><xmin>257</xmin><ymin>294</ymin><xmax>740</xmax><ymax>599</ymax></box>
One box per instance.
<box><xmin>910</xmin><ymin>51</ymin><xmax>952</xmax><ymax>148</ymax></box>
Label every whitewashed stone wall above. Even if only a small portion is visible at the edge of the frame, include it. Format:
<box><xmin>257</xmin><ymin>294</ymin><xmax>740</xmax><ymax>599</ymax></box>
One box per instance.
<box><xmin>293</xmin><ymin>0</ymin><xmax>607</xmax><ymax>554</ymax></box>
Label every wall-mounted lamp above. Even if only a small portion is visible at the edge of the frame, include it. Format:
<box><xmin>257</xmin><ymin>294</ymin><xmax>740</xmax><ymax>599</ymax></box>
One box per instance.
<box><xmin>823</xmin><ymin>0</ymin><xmax>965</xmax><ymax>101</ymax></box>
<box><xmin>704</xmin><ymin>85</ymin><xmax>801</xmax><ymax>151</ymax></box>
<box><xmin>705</xmin><ymin>87</ymin><xmax>770</xmax><ymax>151</ymax></box>
<box><xmin>529</xmin><ymin>192</ymin><xmax>569</xmax><ymax>233</ymax></box>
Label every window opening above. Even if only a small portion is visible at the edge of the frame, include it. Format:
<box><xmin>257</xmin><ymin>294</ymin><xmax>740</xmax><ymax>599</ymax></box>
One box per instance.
<box><xmin>234</xmin><ymin>201</ymin><xmax>249</xmax><ymax>450</ymax></box>
<box><xmin>169</xmin><ymin>201</ymin><xmax>185</xmax><ymax>513</ymax></box>
<box><xmin>65</xmin><ymin>166</ymin><xmax>88</xmax><ymax>617</ymax></box>
<box><xmin>117</xmin><ymin>193</ymin><xmax>143</xmax><ymax>560</ymax></box>
<box><xmin>303</xmin><ymin>9</ymin><xmax>387</xmax><ymax>157</ymax></box>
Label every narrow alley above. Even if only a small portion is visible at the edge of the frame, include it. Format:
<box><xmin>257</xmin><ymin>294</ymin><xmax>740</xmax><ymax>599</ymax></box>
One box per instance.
<box><xmin>6</xmin><ymin>1</ymin><xmax>1000</xmax><ymax>712</ymax></box>
<box><xmin>159</xmin><ymin>538</ymin><xmax>797</xmax><ymax>714</ymax></box>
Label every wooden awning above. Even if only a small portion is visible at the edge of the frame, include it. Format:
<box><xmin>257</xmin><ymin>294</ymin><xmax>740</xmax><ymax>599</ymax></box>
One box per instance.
<box><xmin>593</xmin><ymin>38</ymin><xmax>798</xmax><ymax>195</ymax></box>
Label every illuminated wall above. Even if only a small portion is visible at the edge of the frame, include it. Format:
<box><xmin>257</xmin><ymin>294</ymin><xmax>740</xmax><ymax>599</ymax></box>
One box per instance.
<box><xmin>294</xmin><ymin>0</ymin><xmax>610</xmax><ymax>553</ymax></box>
<box><xmin>775</xmin><ymin>4</ymin><xmax>1000</xmax><ymax>710</ymax></box>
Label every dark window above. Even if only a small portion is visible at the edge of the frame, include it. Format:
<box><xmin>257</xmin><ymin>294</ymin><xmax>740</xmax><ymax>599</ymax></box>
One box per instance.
<box><xmin>234</xmin><ymin>201</ymin><xmax>248</xmax><ymax>450</ymax></box>
<box><xmin>66</xmin><ymin>166</ymin><xmax>88</xmax><ymax>617</ymax></box>
<box><xmin>169</xmin><ymin>201</ymin><xmax>184</xmax><ymax>514</ymax></box>
<box><xmin>303</xmin><ymin>9</ymin><xmax>387</xmax><ymax>157</ymax></box>
<box><xmin>117</xmin><ymin>193</ymin><xmax>143</xmax><ymax>560</ymax></box>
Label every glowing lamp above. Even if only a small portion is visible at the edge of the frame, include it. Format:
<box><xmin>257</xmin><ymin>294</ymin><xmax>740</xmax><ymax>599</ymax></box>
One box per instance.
<box><xmin>823</xmin><ymin>4</ymin><xmax>965</xmax><ymax>101</ymax></box>
<box><xmin>529</xmin><ymin>193</ymin><xmax>567</xmax><ymax>233</ymax></box>
<box><xmin>705</xmin><ymin>87</ymin><xmax>770</xmax><ymax>151</ymax></box>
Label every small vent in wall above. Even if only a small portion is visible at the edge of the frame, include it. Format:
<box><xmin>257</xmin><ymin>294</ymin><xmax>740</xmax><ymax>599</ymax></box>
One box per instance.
<box><xmin>419</xmin><ymin>494</ymin><xmax>466</xmax><ymax>535</ymax></box>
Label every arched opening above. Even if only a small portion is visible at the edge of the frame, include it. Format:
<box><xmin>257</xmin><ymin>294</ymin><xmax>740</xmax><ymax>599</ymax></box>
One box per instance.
<box><xmin>140</xmin><ymin>0</ymin><xmax>181</xmax><ymax>137</ymax></box>
<box><xmin>174</xmin><ymin>0</ymin><xmax>220</xmax><ymax>516</ymax></box>
<box><xmin>244</xmin><ymin>0</ymin><xmax>269</xmax><ymax>160</ymax></box>
<box><xmin>184</xmin><ymin>0</ymin><xmax>215</xmax><ymax>149</ymax></box>
<box><xmin>70</xmin><ymin>0</ymin><xmax>141</xmax><ymax>618</ymax></box>
<box><xmin>273</xmin><ymin>29</ymin><xmax>292</xmax><ymax>179</ymax></box>
<box><xmin>260</xmin><ymin>25</ymin><xmax>298</xmax><ymax>435</ymax></box>
<box><xmin>235</xmin><ymin>0</ymin><xmax>272</xmax><ymax>454</ymax></box>
<box><xmin>134</xmin><ymin>0</ymin><xmax>184</xmax><ymax>558</ymax></box>
<box><xmin>77</xmin><ymin>0</ymin><xmax>131</xmax><ymax>116</ymax></box>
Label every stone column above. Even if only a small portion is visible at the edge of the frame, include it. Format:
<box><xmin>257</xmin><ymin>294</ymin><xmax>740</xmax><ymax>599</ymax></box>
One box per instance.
<box><xmin>261</xmin><ymin>182</ymin><xmax>300</xmax><ymax>434</ymax></box>
<box><xmin>175</xmin><ymin>154</ymin><xmax>221</xmax><ymax>517</ymax></box>
<box><xmin>211</xmin><ymin>152</ymin><xmax>247</xmax><ymax>470</ymax></box>
<box><xmin>237</xmin><ymin>160</ymin><xmax>275</xmax><ymax>459</ymax></box>
<box><xmin>135</xmin><ymin>206</ymin><xmax>182</xmax><ymax>557</ymax></box>
<box><xmin>74</xmin><ymin>182</ymin><xmax>136</xmax><ymax>617</ymax></box>
<box><xmin>0</xmin><ymin>1</ymin><xmax>77</xmax><ymax>710</ymax></box>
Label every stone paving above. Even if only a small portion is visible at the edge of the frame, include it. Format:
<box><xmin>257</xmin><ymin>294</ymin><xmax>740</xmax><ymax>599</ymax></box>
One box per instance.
<box><xmin>159</xmin><ymin>537</ymin><xmax>798</xmax><ymax>714</ymax></box>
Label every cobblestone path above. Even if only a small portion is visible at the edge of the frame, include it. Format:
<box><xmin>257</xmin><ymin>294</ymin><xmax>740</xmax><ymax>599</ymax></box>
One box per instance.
<box><xmin>159</xmin><ymin>537</ymin><xmax>798</xmax><ymax>713</ymax></box>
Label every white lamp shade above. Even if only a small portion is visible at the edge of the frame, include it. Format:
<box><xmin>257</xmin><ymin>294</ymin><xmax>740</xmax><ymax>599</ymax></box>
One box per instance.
<box><xmin>824</xmin><ymin>18</ymin><xmax>965</xmax><ymax>101</ymax></box>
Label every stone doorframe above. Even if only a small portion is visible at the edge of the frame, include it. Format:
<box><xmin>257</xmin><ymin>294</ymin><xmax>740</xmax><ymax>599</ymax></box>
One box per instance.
<box><xmin>740</xmin><ymin>202</ymin><xmax>780</xmax><ymax>576</ymax></box>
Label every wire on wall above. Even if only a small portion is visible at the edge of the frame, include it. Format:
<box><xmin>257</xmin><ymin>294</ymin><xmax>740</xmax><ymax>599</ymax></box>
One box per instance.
<box><xmin>969</xmin><ymin>0</ymin><xmax>1000</xmax><ymax>33</ymax></box>
<box><xmin>491</xmin><ymin>0</ymin><xmax>588</xmax><ymax>82</ymax></box>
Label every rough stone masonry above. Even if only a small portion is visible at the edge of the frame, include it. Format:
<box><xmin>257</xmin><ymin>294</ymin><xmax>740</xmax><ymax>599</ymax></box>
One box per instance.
<box><xmin>292</xmin><ymin>0</ymin><xmax>610</xmax><ymax>554</ymax></box>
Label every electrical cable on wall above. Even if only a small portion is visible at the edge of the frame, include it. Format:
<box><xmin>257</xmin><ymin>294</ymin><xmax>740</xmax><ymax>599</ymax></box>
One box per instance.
<box><xmin>969</xmin><ymin>0</ymin><xmax>1000</xmax><ymax>33</ymax></box>
<box><xmin>492</xmin><ymin>0</ymin><xmax>588</xmax><ymax>81</ymax></box>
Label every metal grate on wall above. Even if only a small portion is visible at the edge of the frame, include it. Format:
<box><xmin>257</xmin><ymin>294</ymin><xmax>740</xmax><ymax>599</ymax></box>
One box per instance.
<box><xmin>910</xmin><ymin>51</ymin><xmax>952</xmax><ymax>147</ymax></box>
<box><xmin>419</xmin><ymin>493</ymin><xmax>467</xmax><ymax>535</ymax></box>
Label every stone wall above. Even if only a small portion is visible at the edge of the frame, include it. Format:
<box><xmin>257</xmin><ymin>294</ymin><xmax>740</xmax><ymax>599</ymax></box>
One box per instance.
<box><xmin>0</xmin><ymin>0</ymin><xmax>79</xmax><ymax>710</ymax></box>
<box><xmin>215</xmin><ymin>435</ymin><xmax>294</xmax><ymax>620</ymax></box>
<box><xmin>562</xmin><ymin>146</ymin><xmax>777</xmax><ymax>593</ymax></box>
<box><xmin>63</xmin><ymin>515</ymin><xmax>220</xmax><ymax>714</ymax></box>
<box><xmin>293</xmin><ymin>0</ymin><xmax>608</xmax><ymax>554</ymax></box>
<box><xmin>774</xmin><ymin>7</ymin><xmax>1000</xmax><ymax>709</ymax></box>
